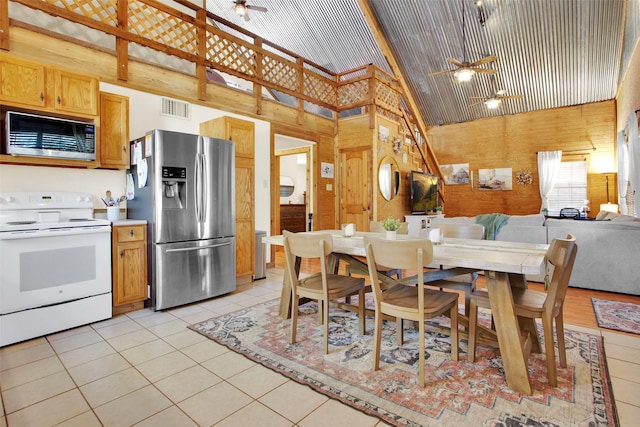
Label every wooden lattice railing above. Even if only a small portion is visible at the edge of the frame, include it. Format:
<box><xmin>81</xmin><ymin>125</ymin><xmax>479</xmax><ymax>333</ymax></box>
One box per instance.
<box><xmin>5</xmin><ymin>0</ymin><xmax>440</xmax><ymax>179</ymax></box>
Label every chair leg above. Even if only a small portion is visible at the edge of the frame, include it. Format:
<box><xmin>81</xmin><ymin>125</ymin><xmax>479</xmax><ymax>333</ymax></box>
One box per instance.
<box><xmin>556</xmin><ymin>314</ymin><xmax>567</xmax><ymax>368</ymax></box>
<box><xmin>358</xmin><ymin>289</ymin><xmax>366</xmax><ymax>335</ymax></box>
<box><xmin>373</xmin><ymin>311</ymin><xmax>383</xmax><ymax>371</ymax></box>
<box><xmin>323</xmin><ymin>298</ymin><xmax>330</xmax><ymax>354</ymax></box>
<box><xmin>450</xmin><ymin>304</ymin><xmax>459</xmax><ymax>361</ymax></box>
<box><xmin>419</xmin><ymin>318</ymin><xmax>425</xmax><ymax>387</ymax></box>
<box><xmin>396</xmin><ymin>318</ymin><xmax>404</xmax><ymax>345</ymax></box>
<box><xmin>463</xmin><ymin>288</ymin><xmax>471</xmax><ymax>317</ymax></box>
<box><xmin>542</xmin><ymin>316</ymin><xmax>558</xmax><ymax>387</ymax></box>
<box><xmin>290</xmin><ymin>294</ymin><xmax>298</xmax><ymax>345</ymax></box>
<box><xmin>467</xmin><ymin>300</ymin><xmax>478</xmax><ymax>362</ymax></box>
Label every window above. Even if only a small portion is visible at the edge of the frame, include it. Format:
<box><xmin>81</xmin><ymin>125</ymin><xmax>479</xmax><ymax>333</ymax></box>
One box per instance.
<box><xmin>547</xmin><ymin>161</ymin><xmax>587</xmax><ymax>216</ymax></box>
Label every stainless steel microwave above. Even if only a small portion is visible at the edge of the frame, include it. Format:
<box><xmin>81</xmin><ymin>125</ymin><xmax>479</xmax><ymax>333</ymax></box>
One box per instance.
<box><xmin>5</xmin><ymin>111</ymin><xmax>96</xmax><ymax>161</ymax></box>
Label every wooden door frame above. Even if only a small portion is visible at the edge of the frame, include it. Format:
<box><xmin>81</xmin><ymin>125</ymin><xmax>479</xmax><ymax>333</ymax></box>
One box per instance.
<box><xmin>269</xmin><ymin>124</ymin><xmax>319</xmax><ymax>267</ymax></box>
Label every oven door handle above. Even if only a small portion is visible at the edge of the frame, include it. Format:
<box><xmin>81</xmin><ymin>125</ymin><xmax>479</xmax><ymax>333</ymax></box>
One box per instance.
<box><xmin>165</xmin><ymin>242</ymin><xmax>231</xmax><ymax>253</ymax></box>
<box><xmin>0</xmin><ymin>226</ymin><xmax>111</xmax><ymax>240</ymax></box>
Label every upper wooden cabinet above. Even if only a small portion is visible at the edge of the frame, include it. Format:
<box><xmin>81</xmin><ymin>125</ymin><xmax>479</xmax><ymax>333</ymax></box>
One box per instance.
<box><xmin>0</xmin><ymin>56</ymin><xmax>46</xmax><ymax>107</ymax></box>
<box><xmin>99</xmin><ymin>92</ymin><xmax>130</xmax><ymax>169</ymax></box>
<box><xmin>0</xmin><ymin>53</ymin><xmax>98</xmax><ymax>116</ymax></box>
<box><xmin>53</xmin><ymin>69</ymin><xmax>98</xmax><ymax>116</ymax></box>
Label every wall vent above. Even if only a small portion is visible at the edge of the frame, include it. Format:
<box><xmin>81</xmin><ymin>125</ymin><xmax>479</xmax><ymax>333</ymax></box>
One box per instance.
<box><xmin>161</xmin><ymin>97</ymin><xmax>191</xmax><ymax>120</ymax></box>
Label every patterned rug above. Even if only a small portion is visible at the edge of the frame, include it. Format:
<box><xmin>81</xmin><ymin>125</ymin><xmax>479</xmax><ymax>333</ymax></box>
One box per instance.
<box><xmin>592</xmin><ymin>298</ymin><xmax>640</xmax><ymax>335</ymax></box>
<box><xmin>189</xmin><ymin>299</ymin><xmax>618</xmax><ymax>426</ymax></box>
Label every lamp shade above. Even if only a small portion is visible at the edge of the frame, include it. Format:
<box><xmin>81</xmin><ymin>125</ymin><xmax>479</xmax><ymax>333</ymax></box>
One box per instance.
<box><xmin>599</xmin><ymin>202</ymin><xmax>618</xmax><ymax>213</ymax></box>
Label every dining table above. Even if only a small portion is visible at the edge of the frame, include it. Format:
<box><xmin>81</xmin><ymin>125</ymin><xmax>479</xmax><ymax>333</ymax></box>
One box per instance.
<box><xmin>263</xmin><ymin>230</ymin><xmax>549</xmax><ymax>395</ymax></box>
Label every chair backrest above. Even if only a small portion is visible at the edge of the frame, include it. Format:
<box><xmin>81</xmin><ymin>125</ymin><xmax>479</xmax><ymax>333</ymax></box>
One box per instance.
<box><xmin>544</xmin><ymin>234</ymin><xmax>578</xmax><ymax>316</ymax></box>
<box><xmin>370</xmin><ymin>221</ymin><xmax>409</xmax><ymax>234</ymax></box>
<box><xmin>436</xmin><ymin>223</ymin><xmax>484</xmax><ymax>240</ymax></box>
<box><xmin>365</xmin><ymin>237</ymin><xmax>433</xmax><ymax>306</ymax></box>
<box><xmin>283</xmin><ymin>230</ymin><xmax>333</xmax><ymax>290</ymax></box>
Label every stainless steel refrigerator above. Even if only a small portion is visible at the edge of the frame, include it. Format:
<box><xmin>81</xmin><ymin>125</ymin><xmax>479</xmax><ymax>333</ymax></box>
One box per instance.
<box><xmin>128</xmin><ymin>129</ymin><xmax>236</xmax><ymax>310</ymax></box>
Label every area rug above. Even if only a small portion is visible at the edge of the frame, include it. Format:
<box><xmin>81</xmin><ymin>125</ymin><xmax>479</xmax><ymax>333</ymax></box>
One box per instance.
<box><xmin>592</xmin><ymin>298</ymin><xmax>640</xmax><ymax>335</ymax></box>
<box><xmin>189</xmin><ymin>299</ymin><xmax>618</xmax><ymax>426</ymax></box>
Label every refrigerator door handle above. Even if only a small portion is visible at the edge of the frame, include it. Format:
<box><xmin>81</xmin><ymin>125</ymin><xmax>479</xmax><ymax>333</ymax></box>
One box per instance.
<box><xmin>194</xmin><ymin>152</ymin><xmax>205</xmax><ymax>222</ymax></box>
<box><xmin>200</xmin><ymin>149</ymin><xmax>208</xmax><ymax>223</ymax></box>
<box><xmin>166</xmin><ymin>242</ymin><xmax>232</xmax><ymax>253</ymax></box>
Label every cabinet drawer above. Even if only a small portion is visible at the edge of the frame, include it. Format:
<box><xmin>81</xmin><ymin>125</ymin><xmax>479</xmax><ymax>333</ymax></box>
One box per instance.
<box><xmin>115</xmin><ymin>225</ymin><xmax>146</xmax><ymax>242</ymax></box>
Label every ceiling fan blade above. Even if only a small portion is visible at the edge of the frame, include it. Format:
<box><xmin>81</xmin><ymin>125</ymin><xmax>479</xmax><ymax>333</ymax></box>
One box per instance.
<box><xmin>246</xmin><ymin>5</ymin><xmax>267</xmax><ymax>12</ymax></box>
<box><xmin>500</xmin><ymin>94</ymin><xmax>523</xmax><ymax>100</ymax></box>
<box><xmin>243</xmin><ymin>13</ymin><xmax>250</xmax><ymax>22</ymax></box>
<box><xmin>446</xmin><ymin>58</ymin><xmax>464</xmax><ymax>67</ymax></box>
<box><xmin>428</xmin><ymin>69</ymin><xmax>454</xmax><ymax>77</ymax></box>
<box><xmin>469</xmin><ymin>96</ymin><xmax>486</xmax><ymax>99</ymax></box>
<box><xmin>469</xmin><ymin>101</ymin><xmax>484</xmax><ymax>107</ymax></box>
<box><xmin>470</xmin><ymin>55</ymin><xmax>498</xmax><ymax>66</ymax></box>
<box><xmin>474</xmin><ymin>68</ymin><xmax>497</xmax><ymax>75</ymax></box>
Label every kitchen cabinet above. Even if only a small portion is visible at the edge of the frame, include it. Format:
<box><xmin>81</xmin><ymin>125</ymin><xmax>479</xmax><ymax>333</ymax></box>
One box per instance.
<box><xmin>53</xmin><ymin>68</ymin><xmax>99</xmax><ymax>116</ymax></box>
<box><xmin>280</xmin><ymin>204</ymin><xmax>307</xmax><ymax>233</ymax></box>
<box><xmin>0</xmin><ymin>53</ymin><xmax>98</xmax><ymax>116</ymax></box>
<box><xmin>112</xmin><ymin>224</ymin><xmax>148</xmax><ymax>315</ymax></box>
<box><xmin>99</xmin><ymin>92</ymin><xmax>130</xmax><ymax>169</ymax></box>
<box><xmin>0</xmin><ymin>55</ymin><xmax>46</xmax><ymax>107</ymax></box>
<box><xmin>200</xmin><ymin>116</ymin><xmax>255</xmax><ymax>285</ymax></box>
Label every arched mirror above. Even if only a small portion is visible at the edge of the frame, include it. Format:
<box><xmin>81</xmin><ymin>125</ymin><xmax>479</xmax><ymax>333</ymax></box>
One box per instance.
<box><xmin>378</xmin><ymin>156</ymin><xmax>400</xmax><ymax>201</ymax></box>
<box><xmin>280</xmin><ymin>175</ymin><xmax>295</xmax><ymax>197</ymax></box>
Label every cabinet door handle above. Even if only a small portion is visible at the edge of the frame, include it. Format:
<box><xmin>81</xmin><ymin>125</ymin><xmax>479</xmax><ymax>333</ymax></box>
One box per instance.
<box><xmin>40</xmin><ymin>93</ymin><xmax>44</xmax><ymax>101</ymax></box>
<box><xmin>130</xmin><ymin>229</ymin><xmax>134</xmax><ymax>237</ymax></box>
<box><xmin>57</xmin><ymin>96</ymin><xmax>61</xmax><ymax>104</ymax></box>
<box><xmin>120</xmin><ymin>250</ymin><xmax>124</xmax><ymax>258</ymax></box>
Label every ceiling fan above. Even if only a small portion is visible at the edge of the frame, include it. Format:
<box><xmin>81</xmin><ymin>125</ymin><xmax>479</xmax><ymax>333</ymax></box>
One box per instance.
<box><xmin>231</xmin><ymin>0</ymin><xmax>267</xmax><ymax>22</ymax></box>
<box><xmin>469</xmin><ymin>89</ymin><xmax>523</xmax><ymax>109</ymax></box>
<box><xmin>429</xmin><ymin>0</ymin><xmax>497</xmax><ymax>82</ymax></box>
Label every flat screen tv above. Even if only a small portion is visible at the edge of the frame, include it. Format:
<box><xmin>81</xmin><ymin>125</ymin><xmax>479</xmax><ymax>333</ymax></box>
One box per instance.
<box><xmin>410</xmin><ymin>171</ymin><xmax>438</xmax><ymax>214</ymax></box>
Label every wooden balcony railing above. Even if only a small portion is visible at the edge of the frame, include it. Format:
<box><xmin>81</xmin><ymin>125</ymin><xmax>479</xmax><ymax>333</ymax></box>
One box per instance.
<box><xmin>4</xmin><ymin>0</ymin><xmax>442</xmax><ymax>196</ymax></box>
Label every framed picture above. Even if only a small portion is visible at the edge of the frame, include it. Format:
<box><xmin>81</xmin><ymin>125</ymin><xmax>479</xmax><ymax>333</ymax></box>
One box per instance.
<box><xmin>378</xmin><ymin>125</ymin><xmax>389</xmax><ymax>143</ymax></box>
<box><xmin>321</xmin><ymin>162</ymin><xmax>334</xmax><ymax>178</ymax></box>
<box><xmin>478</xmin><ymin>168</ymin><xmax>513</xmax><ymax>190</ymax></box>
<box><xmin>440</xmin><ymin>163</ymin><xmax>470</xmax><ymax>185</ymax></box>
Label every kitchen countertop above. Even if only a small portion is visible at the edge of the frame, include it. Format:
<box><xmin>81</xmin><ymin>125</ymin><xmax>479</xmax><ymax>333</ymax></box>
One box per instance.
<box><xmin>111</xmin><ymin>219</ymin><xmax>147</xmax><ymax>226</ymax></box>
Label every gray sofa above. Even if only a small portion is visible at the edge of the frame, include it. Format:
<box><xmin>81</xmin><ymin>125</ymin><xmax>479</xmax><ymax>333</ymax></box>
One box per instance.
<box><xmin>431</xmin><ymin>212</ymin><xmax>640</xmax><ymax>295</ymax></box>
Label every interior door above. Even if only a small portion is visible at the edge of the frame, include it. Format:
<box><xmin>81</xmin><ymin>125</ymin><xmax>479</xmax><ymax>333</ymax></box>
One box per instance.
<box><xmin>340</xmin><ymin>148</ymin><xmax>371</xmax><ymax>231</ymax></box>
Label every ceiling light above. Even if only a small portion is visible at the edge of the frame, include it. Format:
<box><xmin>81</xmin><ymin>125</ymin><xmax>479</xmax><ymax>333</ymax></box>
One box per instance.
<box><xmin>234</xmin><ymin>3</ymin><xmax>247</xmax><ymax>16</ymax></box>
<box><xmin>484</xmin><ymin>98</ymin><xmax>501</xmax><ymax>109</ymax></box>
<box><xmin>454</xmin><ymin>68</ymin><xmax>475</xmax><ymax>82</ymax></box>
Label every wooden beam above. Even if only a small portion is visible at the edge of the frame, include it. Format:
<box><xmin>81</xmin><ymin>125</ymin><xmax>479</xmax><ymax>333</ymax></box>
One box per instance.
<box><xmin>116</xmin><ymin>0</ymin><xmax>128</xmax><ymax>81</ymax></box>
<box><xmin>0</xmin><ymin>0</ymin><xmax>8</xmax><ymax>51</ymax></box>
<box><xmin>196</xmin><ymin>8</ymin><xmax>207</xmax><ymax>101</ymax></box>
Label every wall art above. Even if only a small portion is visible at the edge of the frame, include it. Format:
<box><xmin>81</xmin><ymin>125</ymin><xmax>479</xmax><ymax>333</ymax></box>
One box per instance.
<box><xmin>440</xmin><ymin>163</ymin><xmax>470</xmax><ymax>185</ymax></box>
<box><xmin>478</xmin><ymin>168</ymin><xmax>513</xmax><ymax>190</ymax></box>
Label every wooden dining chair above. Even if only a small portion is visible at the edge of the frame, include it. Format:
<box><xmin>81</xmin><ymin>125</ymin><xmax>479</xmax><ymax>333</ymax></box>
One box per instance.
<box><xmin>365</xmin><ymin>237</ymin><xmax>459</xmax><ymax>387</ymax></box>
<box><xmin>467</xmin><ymin>234</ymin><xmax>577</xmax><ymax>387</ymax></box>
<box><xmin>346</xmin><ymin>220</ymin><xmax>409</xmax><ymax>280</ymax></box>
<box><xmin>427</xmin><ymin>223</ymin><xmax>485</xmax><ymax>316</ymax></box>
<box><xmin>283</xmin><ymin>230</ymin><xmax>366</xmax><ymax>354</ymax></box>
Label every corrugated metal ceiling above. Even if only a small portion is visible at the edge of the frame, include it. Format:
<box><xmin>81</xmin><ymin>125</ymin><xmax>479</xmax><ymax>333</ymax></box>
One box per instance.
<box><xmin>206</xmin><ymin>0</ymin><xmax>635</xmax><ymax>127</ymax></box>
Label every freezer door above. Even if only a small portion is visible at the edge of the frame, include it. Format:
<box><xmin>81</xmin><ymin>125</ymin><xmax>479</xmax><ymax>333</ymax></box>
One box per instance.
<box><xmin>153</xmin><ymin>237</ymin><xmax>236</xmax><ymax>310</ymax></box>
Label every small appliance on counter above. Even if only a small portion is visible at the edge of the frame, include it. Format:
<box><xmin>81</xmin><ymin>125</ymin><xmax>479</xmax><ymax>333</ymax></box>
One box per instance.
<box><xmin>0</xmin><ymin>191</ymin><xmax>112</xmax><ymax>347</ymax></box>
<box><xmin>128</xmin><ymin>130</ymin><xmax>236</xmax><ymax>310</ymax></box>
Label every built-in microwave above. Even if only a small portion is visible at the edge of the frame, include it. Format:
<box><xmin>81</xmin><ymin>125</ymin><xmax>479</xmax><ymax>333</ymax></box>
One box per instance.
<box><xmin>5</xmin><ymin>111</ymin><xmax>96</xmax><ymax>161</ymax></box>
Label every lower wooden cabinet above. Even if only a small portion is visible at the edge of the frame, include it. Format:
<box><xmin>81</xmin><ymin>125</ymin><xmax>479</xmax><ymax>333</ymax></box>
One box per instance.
<box><xmin>112</xmin><ymin>224</ymin><xmax>148</xmax><ymax>315</ymax></box>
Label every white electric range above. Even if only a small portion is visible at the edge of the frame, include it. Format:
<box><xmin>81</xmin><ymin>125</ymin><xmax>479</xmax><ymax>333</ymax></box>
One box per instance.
<box><xmin>0</xmin><ymin>191</ymin><xmax>113</xmax><ymax>347</ymax></box>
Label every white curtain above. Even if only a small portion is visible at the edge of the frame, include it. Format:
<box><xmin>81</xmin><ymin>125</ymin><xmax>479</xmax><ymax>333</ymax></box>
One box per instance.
<box><xmin>628</xmin><ymin>113</ymin><xmax>640</xmax><ymax>217</ymax></box>
<box><xmin>537</xmin><ymin>150</ymin><xmax>562</xmax><ymax>211</ymax></box>
<box><xmin>617</xmin><ymin>130</ymin><xmax>629</xmax><ymax>215</ymax></box>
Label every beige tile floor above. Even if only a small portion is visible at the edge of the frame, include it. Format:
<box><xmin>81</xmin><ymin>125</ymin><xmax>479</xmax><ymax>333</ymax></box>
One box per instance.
<box><xmin>1</xmin><ymin>267</ymin><xmax>639</xmax><ymax>427</ymax></box>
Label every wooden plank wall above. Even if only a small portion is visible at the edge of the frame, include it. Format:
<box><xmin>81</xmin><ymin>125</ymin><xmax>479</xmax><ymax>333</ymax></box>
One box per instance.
<box><xmin>427</xmin><ymin>100</ymin><xmax>617</xmax><ymax>217</ymax></box>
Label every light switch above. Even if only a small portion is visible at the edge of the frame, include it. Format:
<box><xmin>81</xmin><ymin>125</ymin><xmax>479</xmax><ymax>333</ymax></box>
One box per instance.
<box><xmin>326</xmin><ymin>183</ymin><xmax>332</xmax><ymax>191</ymax></box>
